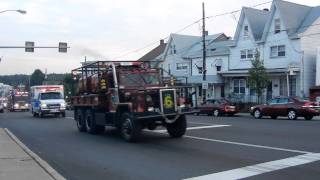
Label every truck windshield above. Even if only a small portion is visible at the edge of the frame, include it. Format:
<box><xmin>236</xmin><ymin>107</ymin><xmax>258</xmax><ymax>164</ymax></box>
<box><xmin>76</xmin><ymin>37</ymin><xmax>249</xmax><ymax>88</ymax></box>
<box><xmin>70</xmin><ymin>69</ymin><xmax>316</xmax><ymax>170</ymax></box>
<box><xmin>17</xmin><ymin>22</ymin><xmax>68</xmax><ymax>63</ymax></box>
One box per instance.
<box><xmin>120</xmin><ymin>73</ymin><xmax>160</xmax><ymax>86</ymax></box>
<box><xmin>41</xmin><ymin>92</ymin><xmax>62</xmax><ymax>100</ymax></box>
<box><xmin>14</xmin><ymin>96</ymin><xmax>29</xmax><ymax>102</ymax></box>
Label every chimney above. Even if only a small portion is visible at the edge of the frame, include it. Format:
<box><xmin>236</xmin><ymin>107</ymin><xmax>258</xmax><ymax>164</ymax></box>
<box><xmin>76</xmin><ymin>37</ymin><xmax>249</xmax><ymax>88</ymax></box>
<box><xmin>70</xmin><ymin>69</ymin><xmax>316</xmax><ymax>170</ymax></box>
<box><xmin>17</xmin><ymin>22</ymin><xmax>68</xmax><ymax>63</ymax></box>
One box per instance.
<box><xmin>263</xmin><ymin>8</ymin><xmax>269</xmax><ymax>11</ymax></box>
<box><xmin>160</xmin><ymin>39</ymin><xmax>164</xmax><ymax>45</ymax></box>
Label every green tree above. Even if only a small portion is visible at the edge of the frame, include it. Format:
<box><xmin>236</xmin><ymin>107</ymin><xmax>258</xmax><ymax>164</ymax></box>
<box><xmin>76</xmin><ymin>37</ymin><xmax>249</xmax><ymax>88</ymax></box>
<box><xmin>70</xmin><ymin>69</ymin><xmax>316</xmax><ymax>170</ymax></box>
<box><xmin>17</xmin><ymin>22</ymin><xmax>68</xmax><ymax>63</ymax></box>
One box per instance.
<box><xmin>63</xmin><ymin>73</ymin><xmax>74</xmax><ymax>97</ymax></box>
<box><xmin>30</xmin><ymin>69</ymin><xmax>45</xmax><ymax>86</ymax></box>
<box><xmin>247</xmin><ymin>50</ymin><xmax>270</xmax><ymax>103</ymax></box>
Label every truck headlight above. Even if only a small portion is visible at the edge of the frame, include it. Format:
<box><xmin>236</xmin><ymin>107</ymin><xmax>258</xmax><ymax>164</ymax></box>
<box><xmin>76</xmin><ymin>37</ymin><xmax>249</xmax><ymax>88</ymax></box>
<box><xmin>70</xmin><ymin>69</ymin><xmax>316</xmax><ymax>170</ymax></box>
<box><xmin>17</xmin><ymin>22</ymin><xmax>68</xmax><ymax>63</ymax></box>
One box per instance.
<box><xmin>250</xmin><ymin>106</ymin><xmax>254</xmax><ymax>111</ymax></box>
<box><xmin>41</xmin><ymin>103</ymin><xmax>47</xmax><ymax>108</ymax></box>
<box><xmin>14</xmin><ymin>103</ymin><xmax>19</xmax><ymax>108</ymax></box>
<box><xmin>147</xmin><ymin>107</ymin><xmax>155</xmax><ymax>112</ymax></box>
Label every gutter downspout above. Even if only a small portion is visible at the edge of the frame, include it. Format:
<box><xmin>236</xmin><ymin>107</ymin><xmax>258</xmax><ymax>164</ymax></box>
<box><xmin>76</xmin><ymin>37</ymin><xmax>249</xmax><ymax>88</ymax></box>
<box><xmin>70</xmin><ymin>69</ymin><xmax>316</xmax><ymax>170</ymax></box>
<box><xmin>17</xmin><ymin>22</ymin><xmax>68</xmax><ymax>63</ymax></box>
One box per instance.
<box><xmin>300</xmin><ymin>51</ymin><xmax>305</xmax><ymax>98</ymax></box>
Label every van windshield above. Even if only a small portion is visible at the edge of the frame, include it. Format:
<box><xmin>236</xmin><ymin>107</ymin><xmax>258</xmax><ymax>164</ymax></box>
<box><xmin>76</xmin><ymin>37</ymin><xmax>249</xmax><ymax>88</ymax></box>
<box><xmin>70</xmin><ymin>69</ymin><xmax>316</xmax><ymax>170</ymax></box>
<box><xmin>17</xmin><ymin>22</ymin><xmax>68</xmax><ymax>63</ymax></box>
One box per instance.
<box><xmin>40</xmin><ymin>92</ymin><xmax>62</xmax><ymax>100</ymax></box>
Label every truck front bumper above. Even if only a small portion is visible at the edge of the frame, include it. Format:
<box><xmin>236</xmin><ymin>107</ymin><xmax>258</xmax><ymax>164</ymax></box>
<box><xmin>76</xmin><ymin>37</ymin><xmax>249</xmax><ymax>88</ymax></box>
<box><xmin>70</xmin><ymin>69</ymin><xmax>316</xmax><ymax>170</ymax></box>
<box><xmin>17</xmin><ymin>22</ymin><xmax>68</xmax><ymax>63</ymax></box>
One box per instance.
<box><xmin>134</xmin><ymin>108</ymin><xmax>199</xmax><ymax>120</ymax></box>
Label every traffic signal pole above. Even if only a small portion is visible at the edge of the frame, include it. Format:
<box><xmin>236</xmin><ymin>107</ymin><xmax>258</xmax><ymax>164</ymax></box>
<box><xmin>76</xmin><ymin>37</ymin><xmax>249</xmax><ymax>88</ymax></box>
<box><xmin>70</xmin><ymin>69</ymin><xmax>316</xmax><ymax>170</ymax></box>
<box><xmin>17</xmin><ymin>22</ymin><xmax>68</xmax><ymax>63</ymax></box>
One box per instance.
<box><xmin>202</xmin><ymin>2</ymin><xmax>207</xmax><ymax>103</ymax></box>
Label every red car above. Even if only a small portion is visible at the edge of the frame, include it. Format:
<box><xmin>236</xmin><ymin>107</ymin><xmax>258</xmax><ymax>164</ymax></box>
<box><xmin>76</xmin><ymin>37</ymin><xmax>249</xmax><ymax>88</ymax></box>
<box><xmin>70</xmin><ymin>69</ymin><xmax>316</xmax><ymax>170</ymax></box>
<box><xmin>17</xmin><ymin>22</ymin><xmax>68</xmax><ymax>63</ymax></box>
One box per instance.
<box><xmin>250</xmin><ymin>96</ymin><xmax>320</xmax><ymax>120</ymax></box>
<box><xmin>197</xmin><ymin>99</ymin><xmax>238</xmax><ymax>117</ymax></box>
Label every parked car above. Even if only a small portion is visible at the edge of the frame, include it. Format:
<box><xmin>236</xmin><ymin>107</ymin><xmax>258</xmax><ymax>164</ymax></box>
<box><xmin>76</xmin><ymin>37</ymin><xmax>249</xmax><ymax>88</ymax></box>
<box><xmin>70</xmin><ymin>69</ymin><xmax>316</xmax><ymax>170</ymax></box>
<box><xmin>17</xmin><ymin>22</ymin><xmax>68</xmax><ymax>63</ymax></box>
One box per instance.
<box><xmin>197</xmin><ymin>99</ymin><xmax>239</xmax><ymax>117</ymax></box>
<box><xmin>250</xmin><ymin>96</ymin><xmax>320</xmax><ymax>120</ymax></box>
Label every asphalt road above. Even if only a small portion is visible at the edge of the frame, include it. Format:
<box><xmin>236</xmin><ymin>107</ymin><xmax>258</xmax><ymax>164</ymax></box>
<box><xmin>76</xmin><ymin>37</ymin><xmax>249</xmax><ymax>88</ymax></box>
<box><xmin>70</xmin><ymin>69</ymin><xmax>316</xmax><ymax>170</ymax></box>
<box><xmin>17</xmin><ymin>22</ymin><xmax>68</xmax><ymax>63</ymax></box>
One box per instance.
<box><xmin>0</xmin><ymin>111</ymin><xmax>319</xmax><ymax>180</ymax></box>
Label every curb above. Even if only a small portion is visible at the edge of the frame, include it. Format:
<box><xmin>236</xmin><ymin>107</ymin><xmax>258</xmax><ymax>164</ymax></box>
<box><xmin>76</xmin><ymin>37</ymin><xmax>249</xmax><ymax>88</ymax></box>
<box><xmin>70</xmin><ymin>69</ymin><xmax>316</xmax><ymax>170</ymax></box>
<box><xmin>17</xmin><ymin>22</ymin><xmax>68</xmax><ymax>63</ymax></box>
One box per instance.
<box><xmin>4</xmin><ymin>128</ymin><xmax>66</xmax><ymax>180</ymax></box>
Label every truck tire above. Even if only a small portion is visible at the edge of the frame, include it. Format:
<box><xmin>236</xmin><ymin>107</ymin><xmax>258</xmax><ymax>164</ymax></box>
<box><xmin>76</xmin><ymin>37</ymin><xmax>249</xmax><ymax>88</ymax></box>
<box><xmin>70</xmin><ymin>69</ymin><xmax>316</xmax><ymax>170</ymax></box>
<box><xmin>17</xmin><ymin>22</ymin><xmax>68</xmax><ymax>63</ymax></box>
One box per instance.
<box><xmin>75</xmin><ymin>109</ymin><xmax>86</xmax><ymax>132</ymax></box>
<box><xmin>120</xmin><ymin>112</ymin><xmax>141</xmax><ymax>142</ymax></box>
<box><xmin>166</xmin><ymin>115</ymin><xmax>187</xmax><ymax>138</ymax></box>
<box><xmin>85</xmin><ymin>109</ymin><xmax>104</xmax><ymax>134</ymax></box>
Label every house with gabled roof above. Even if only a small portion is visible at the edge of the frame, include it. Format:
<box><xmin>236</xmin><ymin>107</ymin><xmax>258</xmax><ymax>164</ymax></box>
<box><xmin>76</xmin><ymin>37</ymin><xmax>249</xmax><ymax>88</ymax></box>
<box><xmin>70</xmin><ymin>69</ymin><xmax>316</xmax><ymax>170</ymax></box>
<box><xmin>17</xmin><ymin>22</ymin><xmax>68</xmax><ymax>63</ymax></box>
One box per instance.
<box><xmin>155</xmin><ymin>32</ymin><xmax>231</xmax><ymax>100</ymax></box>
<box><xmin>220</xmin><ymin>0</ymin><xmax>320</xmax><ymax>103</ymax></box>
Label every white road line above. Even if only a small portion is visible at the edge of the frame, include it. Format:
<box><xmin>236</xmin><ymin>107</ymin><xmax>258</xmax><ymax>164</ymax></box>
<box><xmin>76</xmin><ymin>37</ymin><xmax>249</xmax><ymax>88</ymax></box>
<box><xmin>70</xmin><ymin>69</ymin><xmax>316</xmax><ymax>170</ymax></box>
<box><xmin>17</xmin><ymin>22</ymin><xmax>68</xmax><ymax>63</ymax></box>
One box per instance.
<box><xmin>65</xmin><ymin>117</ymin><xmax>74</xmax><ymax>119</ymax></box>
<box><xmin>188</xmin><ymin>122</ymin><xmax>217</xmax><ymax>126</ymax></box>
<box><xmin>153</xmin><ymin>125</ymin><xmax>230</xmax><ymax>133</ymax></box>
<box><xmin>4</xmin><ymin>128</ymin><xmax>66</xmax><ymax>180</ymax></box>
<box><xmin>184</xmin><ymin>135</ymin><xmax>313</xmax><ymax>154</ymax></box>
<box><xmin>184</xmin><ymin>153</ymin><xmax>320</xmax><ymax>180</ymax></box>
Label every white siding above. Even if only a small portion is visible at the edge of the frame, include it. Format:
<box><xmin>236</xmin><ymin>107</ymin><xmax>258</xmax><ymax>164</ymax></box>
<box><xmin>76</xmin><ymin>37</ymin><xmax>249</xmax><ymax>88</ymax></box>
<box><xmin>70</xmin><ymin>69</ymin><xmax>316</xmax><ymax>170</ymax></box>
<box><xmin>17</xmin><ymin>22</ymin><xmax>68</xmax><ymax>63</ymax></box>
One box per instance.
<box><xmin>300</xmin><ymin>16</ymin><xmax>320</xmax><ymax>96</ymax></box>
<box><xmin>230</xmin><ymin>18</ymin><xmax>259</xmax><ymax>70</ymax></box>
<box><xmin>262</xmin><ymin>9</ymin><xmax>301</xmax><ymax>69</ymax></box>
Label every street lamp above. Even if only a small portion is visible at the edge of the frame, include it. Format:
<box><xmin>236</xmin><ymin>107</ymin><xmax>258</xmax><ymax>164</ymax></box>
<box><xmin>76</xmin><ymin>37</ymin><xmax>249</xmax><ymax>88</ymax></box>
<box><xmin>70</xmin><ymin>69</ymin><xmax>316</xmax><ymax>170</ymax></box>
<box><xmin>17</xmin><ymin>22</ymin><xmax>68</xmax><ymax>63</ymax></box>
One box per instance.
<box><xmin>0</xmin><ymin>9</ymin><xmax>27</xmax><ymax>14</ymax></box>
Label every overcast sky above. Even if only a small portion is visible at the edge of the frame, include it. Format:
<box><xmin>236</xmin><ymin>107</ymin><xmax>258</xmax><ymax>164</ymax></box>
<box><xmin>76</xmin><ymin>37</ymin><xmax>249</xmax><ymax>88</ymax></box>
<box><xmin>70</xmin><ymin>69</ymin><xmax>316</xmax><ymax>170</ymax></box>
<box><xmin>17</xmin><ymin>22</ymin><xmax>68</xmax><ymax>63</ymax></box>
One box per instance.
<box><xmin>0</xmin><ymin>0</ymin><xmax>318</xmax><ymax>75</ymax></box>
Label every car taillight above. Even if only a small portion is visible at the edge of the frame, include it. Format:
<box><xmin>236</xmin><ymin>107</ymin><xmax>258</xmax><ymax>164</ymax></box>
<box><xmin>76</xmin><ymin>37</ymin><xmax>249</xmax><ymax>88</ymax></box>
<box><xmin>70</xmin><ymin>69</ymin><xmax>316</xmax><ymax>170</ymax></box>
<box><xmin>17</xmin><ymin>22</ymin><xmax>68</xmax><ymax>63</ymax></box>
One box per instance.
<box><xmin>225</xmin><ymin>105</ymin><xmax>235</xmax><ymax>111</ymax></box>
<box><xmin>302</xmin><ymin>102</ymin><xmax>316</xmax><ymax>108</ymax></box>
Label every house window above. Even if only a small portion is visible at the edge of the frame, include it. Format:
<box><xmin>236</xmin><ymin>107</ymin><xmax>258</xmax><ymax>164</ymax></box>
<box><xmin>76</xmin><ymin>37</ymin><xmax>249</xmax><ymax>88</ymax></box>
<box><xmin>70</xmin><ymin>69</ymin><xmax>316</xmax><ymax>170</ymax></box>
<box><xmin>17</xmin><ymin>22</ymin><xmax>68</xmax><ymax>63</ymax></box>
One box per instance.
<box><xmin>216</xmin><ymin>66</ymin><xmax>221</xmax><ymax>72</ymax></box>
<box><xmin>244</xmin><ymin>25</ymin><xmax>249</xmax><ymax>38</ymax></box>
<box><xmin>233</xmin><ymin>79</ymin><xmax>245</xmax><ymax>94</ymax></box>
<box><xmin>278</xmin><ymin>45</ymin><xmax>285</xmax><ymax>56</ymax></box>
<box><xmin>170</xmin><ymin>45</ymin><xmax>176</xmax><ymax>54</ymax></box>
<box><xmin>176</xmin><ymin>63</ymin><xmax>188</xmax><ymax>70</ymax></box>
<box><xmin>241</xmin><ymin>50</ymin><xmax>247</xmax><ymax>59</ymax></box>
<box><xmin>247</xmin><ymin>49</ymin><xmax>254</xmax><ymax>59</ymax></box>
<box><xmin>168</xmin><ymin>64</ymin><xmax>171</xmax><ymax>75</ymax></box>
<box><xmin>270</xmin><ymin>45</ymin><xmax>286</xmax><ymax>58</ymax></box>
<box><xmin>274</xmin><ymin>19</ymin><xmax>281</xmax><ymax>34</ymax></box>
<box><xmin>240</xmin><ymin>49</ymin><xmax>254</xmax><ymax>60</ymax></box>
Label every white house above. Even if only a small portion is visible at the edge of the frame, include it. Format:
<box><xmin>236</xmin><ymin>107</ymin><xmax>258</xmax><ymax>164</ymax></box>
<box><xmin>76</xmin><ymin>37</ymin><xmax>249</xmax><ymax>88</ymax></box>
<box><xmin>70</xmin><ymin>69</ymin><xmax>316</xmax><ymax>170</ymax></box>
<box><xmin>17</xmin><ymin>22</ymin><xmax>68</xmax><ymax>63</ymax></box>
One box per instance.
<box><xmin>156</xmin><ymin>33</ymin><xmax>231</xmax><ymax>100</ymax></box>
<box><xmin>220</xmin><ymin>0</ymin><xmax>320</xmax><ymax>102</ymax></box>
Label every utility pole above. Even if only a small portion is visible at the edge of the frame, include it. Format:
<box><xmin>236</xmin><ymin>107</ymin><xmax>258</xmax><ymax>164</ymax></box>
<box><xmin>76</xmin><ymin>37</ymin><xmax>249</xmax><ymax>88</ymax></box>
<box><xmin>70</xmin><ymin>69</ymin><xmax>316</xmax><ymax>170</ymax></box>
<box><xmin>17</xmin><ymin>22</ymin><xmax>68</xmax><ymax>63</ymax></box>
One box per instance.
<box><xmin>202</xmin><ymin>2</ymin><xmax>207</xmax><ymax>103</ymax></box>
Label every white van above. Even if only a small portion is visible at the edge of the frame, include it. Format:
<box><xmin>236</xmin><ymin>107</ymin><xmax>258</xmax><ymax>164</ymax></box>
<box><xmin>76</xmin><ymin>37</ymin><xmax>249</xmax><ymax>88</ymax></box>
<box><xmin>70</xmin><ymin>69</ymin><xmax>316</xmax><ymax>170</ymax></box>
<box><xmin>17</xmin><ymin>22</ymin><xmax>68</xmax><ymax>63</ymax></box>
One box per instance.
<box><xmin>30</xmin><ymin>85</ymin><xmax>66</xmax><ymax>118</ymax></box>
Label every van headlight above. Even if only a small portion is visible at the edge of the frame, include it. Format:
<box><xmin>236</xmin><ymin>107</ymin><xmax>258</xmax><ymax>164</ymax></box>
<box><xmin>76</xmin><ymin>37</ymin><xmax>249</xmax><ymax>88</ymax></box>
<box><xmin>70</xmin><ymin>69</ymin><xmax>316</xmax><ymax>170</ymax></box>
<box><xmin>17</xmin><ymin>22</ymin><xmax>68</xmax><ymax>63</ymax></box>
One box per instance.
<box><xmin>14</xmin><ymin>103</ymin><xmax>19</xmax><ymax>108</ymax></box>
<box><xmin>41</xmin><ymin>103</ymin><xmax>47</xmax><ymax>108</ymax></box>
<box><xmin>60</xmin><ymin>103</ymin><xmax>66</xmax><ymax>108</ymax></box>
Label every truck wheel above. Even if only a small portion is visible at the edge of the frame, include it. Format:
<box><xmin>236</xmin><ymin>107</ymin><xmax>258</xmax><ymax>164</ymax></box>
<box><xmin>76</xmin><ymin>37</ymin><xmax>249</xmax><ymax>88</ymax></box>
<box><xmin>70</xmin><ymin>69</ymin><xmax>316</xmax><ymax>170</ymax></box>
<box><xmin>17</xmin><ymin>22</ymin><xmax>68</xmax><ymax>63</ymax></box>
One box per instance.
<box><xmin>75</xmin><ymin>109</ymin><xmax>86</xmax><ymax>132</ymax></box>
<box><xmin>166</xmin><ymin>115</ymin><xmax>186</xmax><ymax>138</ymax></box>
<box><xmin>85</xmin><ymin>109</ymin><xmax>104</xmax><ymax>134</ymax></box>
<box><xmin>120</xmin><ymin>113</ymin><xmax>141</xmax><ymax>142</ymax></box>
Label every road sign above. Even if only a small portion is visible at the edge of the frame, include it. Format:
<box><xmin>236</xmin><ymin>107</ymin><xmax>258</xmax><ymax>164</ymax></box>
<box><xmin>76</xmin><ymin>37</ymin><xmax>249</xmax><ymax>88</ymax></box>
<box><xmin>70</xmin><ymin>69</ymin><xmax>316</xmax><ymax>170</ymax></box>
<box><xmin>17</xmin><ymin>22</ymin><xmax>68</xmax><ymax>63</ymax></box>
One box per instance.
<box><xmin>58</xmin><ymin>42</ymin><xmax>68</xmax><ymax>53</ymax></box>
<box><xmin>202</xmin><ymin>82</ymin><xmax>208</xmax><ymax>90</ymax></box>
<box><xmin>25</xmin><ymin>41</ymin><xmax>34</xmax><ymax>52</ymax></box>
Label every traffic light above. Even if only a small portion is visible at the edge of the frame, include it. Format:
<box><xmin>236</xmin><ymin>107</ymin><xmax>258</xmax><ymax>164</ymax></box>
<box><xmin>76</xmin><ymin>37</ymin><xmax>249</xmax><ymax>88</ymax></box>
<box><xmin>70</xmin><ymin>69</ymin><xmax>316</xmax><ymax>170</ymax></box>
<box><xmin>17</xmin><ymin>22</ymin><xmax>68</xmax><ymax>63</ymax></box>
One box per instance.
<box><xmin>58</xmin><ymin>42</ymin><xmax>68</xmax><ymax>53</ymax></box>
<box><xmin>25</xmin><ymin>41</ymin><xmax>34</xmax><ymax>52</ymax></box>
<box><xmin>170</xmin><ymin>77</ymin><xmax>176</xmax><ymax>86</ymax></box>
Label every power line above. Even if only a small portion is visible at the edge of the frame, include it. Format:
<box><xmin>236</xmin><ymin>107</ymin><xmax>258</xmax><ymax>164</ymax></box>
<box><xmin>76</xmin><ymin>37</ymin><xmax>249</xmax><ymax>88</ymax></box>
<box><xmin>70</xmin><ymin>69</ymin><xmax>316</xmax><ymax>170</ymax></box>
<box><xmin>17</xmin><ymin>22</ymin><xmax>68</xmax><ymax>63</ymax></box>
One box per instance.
<box><xmin>113</xmin><ymin>1</ymin><xmax>273</xmax><ymax>60</ymax></box>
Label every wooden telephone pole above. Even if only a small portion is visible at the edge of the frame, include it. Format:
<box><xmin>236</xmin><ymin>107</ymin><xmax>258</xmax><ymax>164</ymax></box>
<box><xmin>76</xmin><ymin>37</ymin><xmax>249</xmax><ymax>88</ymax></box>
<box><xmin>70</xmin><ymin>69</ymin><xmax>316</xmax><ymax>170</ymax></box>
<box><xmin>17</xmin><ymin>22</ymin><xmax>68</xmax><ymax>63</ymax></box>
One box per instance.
<box><xmin>202</xmin><ymin>2</ymin><xmax>207</xmax><ymax>102</ymax></box>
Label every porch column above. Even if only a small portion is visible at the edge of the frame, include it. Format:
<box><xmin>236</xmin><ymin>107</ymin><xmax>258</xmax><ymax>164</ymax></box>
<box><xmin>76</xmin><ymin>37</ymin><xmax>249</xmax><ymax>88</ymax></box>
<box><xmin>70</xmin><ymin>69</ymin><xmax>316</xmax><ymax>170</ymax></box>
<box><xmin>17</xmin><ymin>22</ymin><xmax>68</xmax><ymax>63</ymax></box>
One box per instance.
<box><xmin>287</xmin><ymin>73</ymin><xmax>290</xmax><ymax>96</ymax></box>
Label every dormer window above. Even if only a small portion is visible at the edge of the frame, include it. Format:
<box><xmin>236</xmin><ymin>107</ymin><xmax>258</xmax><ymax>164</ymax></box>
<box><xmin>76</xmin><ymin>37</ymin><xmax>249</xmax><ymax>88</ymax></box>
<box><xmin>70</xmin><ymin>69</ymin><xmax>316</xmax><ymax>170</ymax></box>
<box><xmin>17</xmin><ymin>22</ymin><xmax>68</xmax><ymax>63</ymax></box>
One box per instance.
<box><xmin>244</xmin><ymin>25</ymin><xmax>249</xmax><ymax>38</ymax></box>
<box><xmin>274</xmin><ymin>19</ymin><xmax>281</xmax><ymax>34</ymax></box>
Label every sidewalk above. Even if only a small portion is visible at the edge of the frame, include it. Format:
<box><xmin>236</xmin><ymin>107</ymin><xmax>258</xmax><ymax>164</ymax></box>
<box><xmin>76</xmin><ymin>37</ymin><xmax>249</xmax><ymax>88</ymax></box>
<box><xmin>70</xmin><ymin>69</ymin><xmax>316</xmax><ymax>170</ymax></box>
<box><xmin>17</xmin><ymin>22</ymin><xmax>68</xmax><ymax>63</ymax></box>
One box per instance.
<box><xmin>0</xmin><ymin>128</ymin><xmax>64</xmax><ymax>180</ymax></box>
